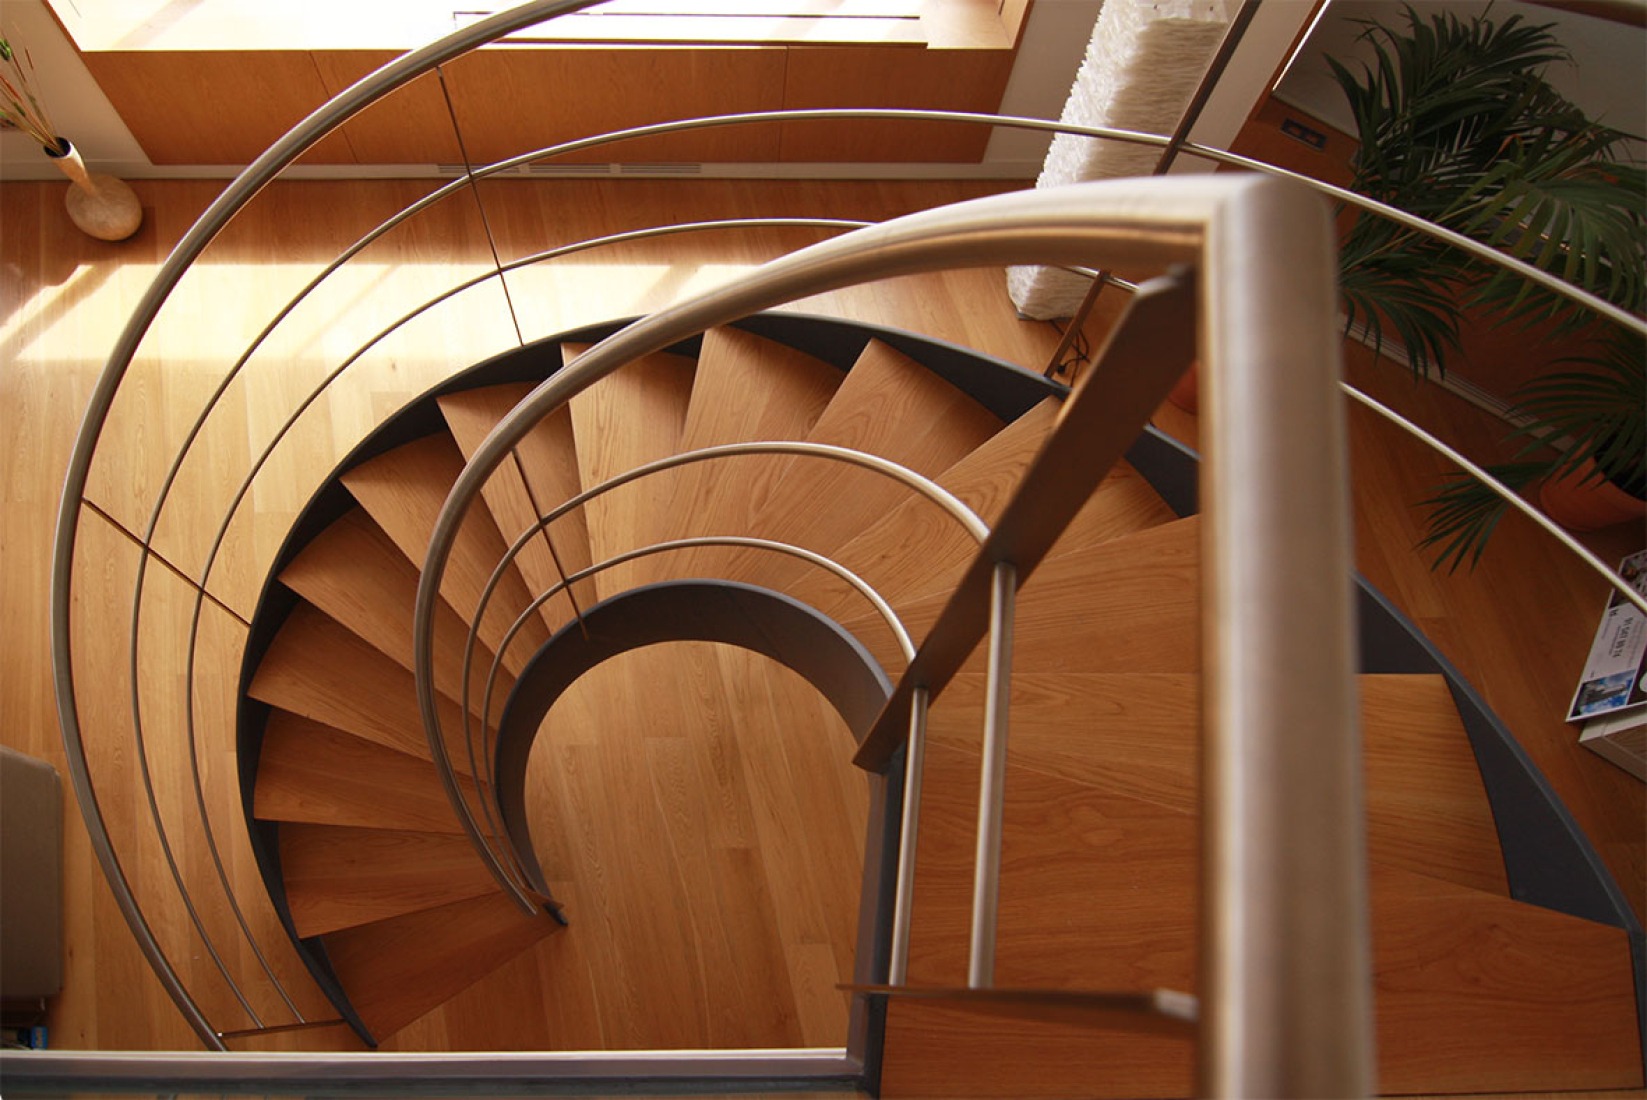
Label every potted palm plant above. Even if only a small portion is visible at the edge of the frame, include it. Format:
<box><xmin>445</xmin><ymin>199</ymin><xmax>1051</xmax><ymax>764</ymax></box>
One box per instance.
<box><xmin>1323</xmin><ymin>5</ymin><xmax>1644</xmax><ymax>568</ymax></box>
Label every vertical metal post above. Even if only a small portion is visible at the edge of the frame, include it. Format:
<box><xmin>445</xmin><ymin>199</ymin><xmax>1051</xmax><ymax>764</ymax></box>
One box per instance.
<box><xmin>888</xmin><ymin>686</ymin><xmax>929</xmax><ymax>986</ymax></box>
<box><xmin>967</xmin><ymin>562</ymin><xmax>1017</xmax><ymax>989</ymax></box>
<box><xmin>1199</xmin><ymin>181</ymin><xmax>1373</xmax><ymax>1097</ymax></box>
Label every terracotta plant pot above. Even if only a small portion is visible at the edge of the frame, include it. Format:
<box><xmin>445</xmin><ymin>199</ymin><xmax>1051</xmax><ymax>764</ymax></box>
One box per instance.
<box><xmin>44</xmin><ymin>138</ymin><xmax>142</xmax><ymax>242</ymax></box>
<box><xmin>1538</xmin><ymin>459</ymin><xmax>1647</xmax><ymax>532</ymax></box>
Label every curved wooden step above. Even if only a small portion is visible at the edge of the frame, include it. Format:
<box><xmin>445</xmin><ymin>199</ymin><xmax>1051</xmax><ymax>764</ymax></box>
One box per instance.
<box><xmin>563</xmin><ymin>343</ymin><xmax>696</xmax><ymax>600</ymax></box>
<box><xmin>930</xmin><ymin>671</ymin><xmax>1509</xmax><ymax>897</ymax></box>
<box><xmin>324</xmin><ymin>892</ymin><xmax>561</xmax><ymax>1042</ymax></box>
<box><xmin>278</xmin><ymin>507</ymin><xmax>516</xmax><ymax>714</ymax></box>
<box><xmin>439</xmin><ymin>384</ymin><xmax>598</xmax><ymax>627</ymax></box>
<box><xmin>840</xmin><ymin>513</ymin><xmax>1202</xmax><ymax>675</ymax></box>
<box><xmin>281</xmin><ymin>822</ymin><xmax>501</xmax><ymax>937</ymax></box>
<box><xmin>882</xmin><ymin>718</ymin><xmax>1641</xmax><ymax>1098</ymax></box>
<box><xmin>253</xmin><ymin>711</ymin><xmax>482</xmax><ymax>834</ymax></box>
<box><xmin>799</xmin><ymin>404</ymin><xmax>1180</xmax><ymax>673</ymax></box>
<box><xmin>709</xmin><ymin>340</ymin><xmax>1005</xmax><ymax>597</ymax></box>
<box><xmin>797</xmin><ymin>401</ymin><xmax>1178</xmax><ymax>621</ymax></box>
<box><xmin>248</xmin><ymin>602</ymin><xmax>480</xmax><ymax>774</ymax></box>
<box><xmin>340</xmin><ymin>433</ymin><xmax>550</xmax><ymax>675</ymax></box>
<box><xmin>646</xmin><ymin>326</ymin><xmax>844</xmax><ymax>585</ymax></box>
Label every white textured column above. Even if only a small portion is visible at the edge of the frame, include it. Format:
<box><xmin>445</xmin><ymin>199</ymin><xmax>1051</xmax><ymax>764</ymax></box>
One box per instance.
<box><xmin>1008</xmin><ymin>0</ymin><xmax>1232</xmax><ymax>320</ymax></box>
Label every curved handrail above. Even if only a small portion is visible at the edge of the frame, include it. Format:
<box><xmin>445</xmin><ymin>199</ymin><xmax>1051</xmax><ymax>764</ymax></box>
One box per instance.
<box><xmin>460</xmin><ymin>533</ymin><xmax>922</xmax><ymax>892</ymax></box>
<box><xmin>49</xmin><ymin>0</ymin><xmax>609</xmax><ymax>1049</ymax></box>
<box><xmin>417</xmin><ymin>174</ymin><xmax>1371</xmax><ymax>1092</ymax></box>
<box><xmin>443</xmin><ymin>439</ymin><xmax>989</xmax><ymax>907</ymax></box>
<box><xmin>1341</xmin><ymin>385</ymin><xmax>1647</xmax><ymax>614</ymax></box>
<box><xmin>119</xmin><ymin>217</ymin><xmax>878</xmax><ymax>1035</ymax></box>
<box><xmin>49</xmin><ymin>0</ymin><xmax>1643</xmax><ymax>1049</ymax></box>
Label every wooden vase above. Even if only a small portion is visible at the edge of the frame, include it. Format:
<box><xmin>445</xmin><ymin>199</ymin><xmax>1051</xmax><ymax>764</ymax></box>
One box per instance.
<box><xmin>45</xmin><ymin>139</ymin><xmax>142</xmax><ymax>242</ymax></box>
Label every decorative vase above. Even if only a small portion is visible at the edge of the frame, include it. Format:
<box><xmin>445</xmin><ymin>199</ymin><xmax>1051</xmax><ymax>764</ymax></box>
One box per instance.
<box><xmin>1538</xmin><ymin>459</ymin><xmax>1647</xmax><ymax>533</ymax></box>
<box><xmin>44</xmin><ymin>138</ymin><xmax>142</xmax><ymax>242</ymax></box>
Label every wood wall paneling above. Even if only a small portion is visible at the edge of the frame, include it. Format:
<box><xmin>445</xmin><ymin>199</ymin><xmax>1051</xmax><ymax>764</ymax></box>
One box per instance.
<box><xmin>440</xmin><ymin>47</ymin><xmax>788</xmax><ymax>166</ymax></box>
<box><xmin>310</xmin><ymin>51</ymin><xmax>464</xmax><ymax>166</ymax></box>
<box><xmin>78</xmin><ymin>40</ymin><xmax>1023</xmax><ymax>167</ymax></box>
<box><xmin>79</xmin><ymin>52</ymin><xmax>358</xmax><ymax>165</ymax></box>
<box><xmin>778</xmin><ymin>46</ymin><xmax>1015</xmax><ymax>162</ymax></box>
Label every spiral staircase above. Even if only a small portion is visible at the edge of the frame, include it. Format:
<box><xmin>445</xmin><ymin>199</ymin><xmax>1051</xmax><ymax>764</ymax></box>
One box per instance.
<box><xmin>207</xmin><ymin>305</ymin><xmax>1636</xmax><ymax>1095</ymax></box>
<box><xmin>22</xmin><ymin>4</ymin><xmax>1647</xmax><ymax>1097</ymax></box>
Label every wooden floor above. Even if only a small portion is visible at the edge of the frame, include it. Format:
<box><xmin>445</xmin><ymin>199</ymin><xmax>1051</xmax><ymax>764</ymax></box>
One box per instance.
<box><xmin>1</xmin><ymin>177</ymin><xmax>1642</xmax><ymax>1090</ymax></box>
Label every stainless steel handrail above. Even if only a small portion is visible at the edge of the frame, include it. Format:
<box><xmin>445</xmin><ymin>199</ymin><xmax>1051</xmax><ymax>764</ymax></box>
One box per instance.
<box><xmin>440</xmin><ymin>439</ymin><xmax>988</xmax><ymax>908</ymax></box>
<box><xmin>415</xmin><ymin>175</ymin><xmax>1372</xmax><ymax>1093</ymax></box>
<box><xmin>49</xmin><ymin>0</ymin><xmax>609</xmax><ymax>1048</ymax></box>
<box><xmin>474</xmin><ymin>532</ymin><xmax>922</xmax><ymax>770</ymax></box>
<box><xmin>110</xmin><ymin>216</ymin><xmax>879</xmax><ymax>1033</ymax></box>
<box><xmin>1341</xmin><ymin>385</ymin><xmax>1647</xmax><ymax>614</ymax></box>
<box><xmin>49</xmin><ymin>0</ymin><xmax>1637</xmax><ymax>1056</ymax></box>
<box><xmin>456</xmin><ymin>533</ymin><xmax>924</xmax><ymax>892</ymax></box>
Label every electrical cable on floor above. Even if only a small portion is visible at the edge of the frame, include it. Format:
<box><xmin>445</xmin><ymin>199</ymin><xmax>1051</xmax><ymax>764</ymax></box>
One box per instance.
<box><xmin>1046</xmin><ymin>316</ymin><xmax>1092</xmax><ymax>383</ymax></box>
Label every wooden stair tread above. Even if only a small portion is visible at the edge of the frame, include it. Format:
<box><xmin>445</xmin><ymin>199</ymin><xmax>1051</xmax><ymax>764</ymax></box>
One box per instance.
<box><xmin>797</xmin><ymin>407</ymin><xmax>1179</xmax><ymax>672</ymax></box>
<box><xmin>648</xmin><ymin>326</ymin><xmax>843</xmax><ymax>585</ymax></box>
<box><xmin>281</xmin><ymin>822</ymin><xmax>500</xmax><ymax>937</ymax></box>
<box><xmin>711</xmin><ymin>339</ymin><xmax>1005</xmax><ymax>596</ymax></box>
<box><xmin>253</xmin><ymin>711</ymin><xmax>478</xmax><ymax>834</ymax></box>
<box><xmin>340</xmin><ymin>433</ymin><xmax>550</xmax><ymax>674</ymax></box>
<box><xmin>564</xmin><ymin>344</ymin><xmax>696</xmax><ymax>599</ymax></box>
<box><xmin>324</xmin><ymin>892</ymin><xmax>561</xmax><ymax>1042</ymax></box>
<box><xmin>279</xmin><ymin>507</ymin><xmax>516</xmax><ymax>715</ymax></box>
<box><xmin>780</xmin><ymin>398</ymin><xmax>1066</xmax><ymax>635</ymax></box>
<box><xmin>508</xmin><ymin>399</ymin><xmax>598</xmax><ymax>614</ymax></box>
<box><xmin>248</xmin><ymin>602</ymin><xmax>480</xmax><ymax>775</ymax></box>
<box><xmin>841</xmin><ymin>514</ymin><xmax>1202</xmax><ymax>675</ymax></box>
<box><xmin>439</xmin><ymin>385</ymin><xmax>596</xmax><ymax>629</ymax></box>
<box><xmin>929</xmin><ymin>671</ymin><xmax>1508</xmax><ymax>897</ymax></box>
<box><xmin>882</xmin><ymin>734</ymin><xmax>1641</xmax><ymax>1098</ymax></box>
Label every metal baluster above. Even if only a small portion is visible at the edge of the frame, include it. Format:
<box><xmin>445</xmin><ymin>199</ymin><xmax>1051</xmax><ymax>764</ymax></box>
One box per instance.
<box><xmin>967</xmin><ymin>561</ymin><xmax>1017</xmax><ymax>988</ymax></box>
<box><xmin>888</xmin><ymin>686</ymin><xmax>930</xmax><ymax>986</ymax></box>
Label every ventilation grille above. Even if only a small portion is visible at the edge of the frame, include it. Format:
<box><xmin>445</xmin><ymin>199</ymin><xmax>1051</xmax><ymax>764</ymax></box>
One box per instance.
<box><xmin>438</xmin><ymin>163</ymin><xmax>704</xmax><ymax>177</ymax></box>
<box><xmin>620</xmin><ymin>163</ymin><xmax>703</xmax><ymax>176</ymax></box>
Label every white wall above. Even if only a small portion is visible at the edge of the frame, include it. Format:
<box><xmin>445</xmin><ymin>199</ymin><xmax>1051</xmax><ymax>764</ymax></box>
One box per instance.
<box><xmin>986</xmin><ymin>0</ymin><xmax>1321</xmax><ymax>179</ymax></box>
<box><xmin>0</xmin><ymin>0</ymin><xmax>146</xmax><ymax>180</ymax></box>
<box><xmin>1275</xmin><ymin>0</ymin><xmax>1647</xmax><ymax>150</ymax></box>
